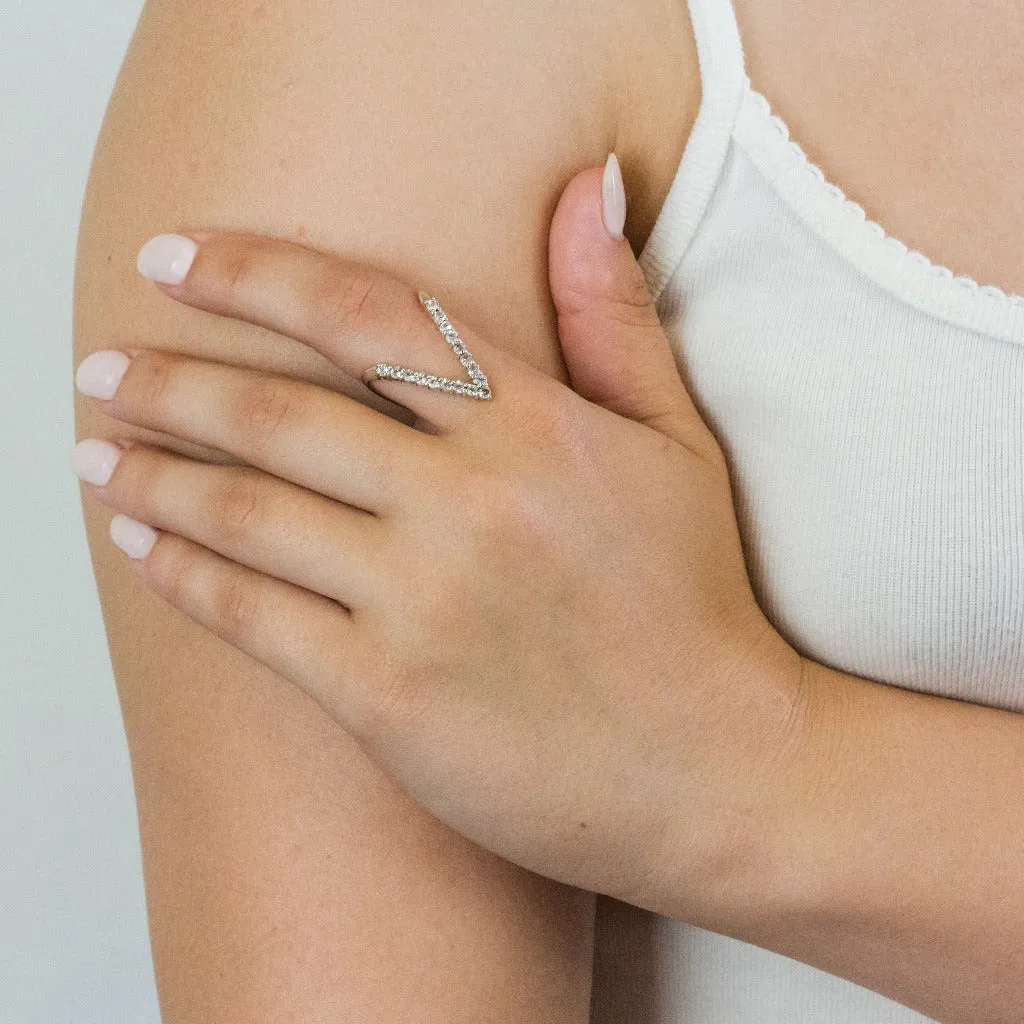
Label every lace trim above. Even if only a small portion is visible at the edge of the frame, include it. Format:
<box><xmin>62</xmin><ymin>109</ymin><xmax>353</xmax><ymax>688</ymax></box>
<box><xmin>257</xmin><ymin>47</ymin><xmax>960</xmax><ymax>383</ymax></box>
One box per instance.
<box><xmin>734</xmin><ymin>78</ymin><xmax>1024</xmax><ymax>342</ymax></box>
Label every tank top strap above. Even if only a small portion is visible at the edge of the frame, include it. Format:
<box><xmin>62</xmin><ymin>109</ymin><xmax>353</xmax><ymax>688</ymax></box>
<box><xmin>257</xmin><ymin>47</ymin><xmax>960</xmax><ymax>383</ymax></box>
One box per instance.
<box><xmin>638</xmin><ymin>0</ymin><xmax>747</xmax><ymax>305</ymax></box>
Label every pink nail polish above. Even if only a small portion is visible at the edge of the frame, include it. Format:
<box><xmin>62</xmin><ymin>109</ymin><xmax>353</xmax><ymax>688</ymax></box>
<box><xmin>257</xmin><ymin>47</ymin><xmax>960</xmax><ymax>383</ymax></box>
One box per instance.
<box><xmin>75</xmin><ymin>351</ymin><xmax>131</xmax><ymax>400</ymax></box>
<box><xmin>137</xmin><ymin>234</ymin><xmax>198</xmax><ymax>284</ymax></box>
<box><xmin>602</xmin><ymin>152</ymin><xmax>627</xmax><ymax>239</ymax></box>
<box><xmin>110</xmin><ymin>514</ymin><xmax>159</xmax><ymax>559</ymax></box>
<box><xmin>71</xmin><ymin>439</ymin><xmax>122</xmax><ymax>486</ymax></box>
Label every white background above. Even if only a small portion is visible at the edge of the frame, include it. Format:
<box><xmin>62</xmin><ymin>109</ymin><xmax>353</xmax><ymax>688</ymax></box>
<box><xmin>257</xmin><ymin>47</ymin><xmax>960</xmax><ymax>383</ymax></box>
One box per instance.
<box><xmin>1</xmin><ymin>1</ymin><xmax>160</xmax><ymax>1019</ymax></box>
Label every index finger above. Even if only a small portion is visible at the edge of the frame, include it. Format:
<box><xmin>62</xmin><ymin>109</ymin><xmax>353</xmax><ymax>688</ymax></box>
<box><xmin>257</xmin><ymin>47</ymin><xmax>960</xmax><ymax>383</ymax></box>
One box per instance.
<box><xmin>136</xmin><ymin>230</ymin><xmax>524</xmax><ymax>432</ymax></box>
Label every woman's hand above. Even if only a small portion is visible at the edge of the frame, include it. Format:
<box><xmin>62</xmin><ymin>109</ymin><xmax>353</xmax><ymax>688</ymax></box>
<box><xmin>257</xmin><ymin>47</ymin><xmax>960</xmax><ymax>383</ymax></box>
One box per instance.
<box><xmin>71</xmin><ymin>160</ymin><xmax>806</xmax><ymax>924</ymax></box>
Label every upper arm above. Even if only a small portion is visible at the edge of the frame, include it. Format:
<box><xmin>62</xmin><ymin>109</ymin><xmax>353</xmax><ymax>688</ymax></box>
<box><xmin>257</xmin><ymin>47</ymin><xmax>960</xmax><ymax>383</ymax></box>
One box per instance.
<box><xmin>73</xmin><ymin>0</ymin><xmax>633</xmax><ymax>1018</ymax></box>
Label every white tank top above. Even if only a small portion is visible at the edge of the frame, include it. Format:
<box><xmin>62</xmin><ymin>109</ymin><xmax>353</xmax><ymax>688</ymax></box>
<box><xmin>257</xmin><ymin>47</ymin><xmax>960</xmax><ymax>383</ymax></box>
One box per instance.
<box><xmin>589</xmin><ymin>0</ymin><xmax>1024</xmax><ymax>1020</ymax></box>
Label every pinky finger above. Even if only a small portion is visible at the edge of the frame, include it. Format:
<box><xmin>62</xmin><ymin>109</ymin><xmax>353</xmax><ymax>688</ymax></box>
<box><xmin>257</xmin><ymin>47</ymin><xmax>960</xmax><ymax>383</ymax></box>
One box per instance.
<box><xmin>110</xmin><ymin>514</ymin><xmax>362</xmax><ymax>718</ymax></box>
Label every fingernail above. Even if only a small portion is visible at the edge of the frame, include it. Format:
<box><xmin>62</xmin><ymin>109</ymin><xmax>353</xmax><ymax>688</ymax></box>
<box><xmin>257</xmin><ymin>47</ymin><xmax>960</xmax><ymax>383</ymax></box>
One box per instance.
<box><xmin>137</xmin><ymin>234</ymin><xmax>198</xmax><ymax>284</ymax></box>
<box><xmin>602</xmin><ymin>152</ymin><xmax>627</xmax><ymax>240</ymax></box>
<box><xmin>110</xmin><ymin>514</ymin><xmax>159</xmax><ymax>559</ymax></box>
<box><xmin>75</xmin><ymin>350</ymin><xmax>132</xmax><ymax>399</ymax></box>
<box><xmin>71</xmin><ymin>439</ymin><xmax>122</xmax><ymax>486</ymax></box>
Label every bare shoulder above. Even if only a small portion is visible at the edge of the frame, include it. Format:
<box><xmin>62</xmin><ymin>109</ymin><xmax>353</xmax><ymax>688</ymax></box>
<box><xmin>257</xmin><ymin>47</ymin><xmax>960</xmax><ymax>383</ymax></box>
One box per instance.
<box><xmin>74</xmin><ymin>0</ymin><xmax>643</xmax><ymax>1018</ymax></box>
<box><xmin>80</xmin><ymin>0</ymin><xmax>631</xmax><ymax>389</ymax></box>
<box><xmin>79</xmin><ymin>0</ymin><xmax>700</xmax><ymax>390</ymax></box>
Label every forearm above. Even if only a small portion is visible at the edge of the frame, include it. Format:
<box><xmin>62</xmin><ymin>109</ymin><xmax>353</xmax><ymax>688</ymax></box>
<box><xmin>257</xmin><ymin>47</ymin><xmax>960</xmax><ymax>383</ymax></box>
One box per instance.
<box><xmin>722</xmin><ymin>659</ymin><xmax>1024</xmax><ymax>1023</ymax></box>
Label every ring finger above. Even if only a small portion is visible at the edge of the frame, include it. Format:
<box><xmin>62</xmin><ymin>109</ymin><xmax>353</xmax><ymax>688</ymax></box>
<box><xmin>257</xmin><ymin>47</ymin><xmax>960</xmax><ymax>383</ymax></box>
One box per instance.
<box><xmin>72</xmin><ymin>437</ymin><xmax>383</xmax><ymax>609</ymax></box>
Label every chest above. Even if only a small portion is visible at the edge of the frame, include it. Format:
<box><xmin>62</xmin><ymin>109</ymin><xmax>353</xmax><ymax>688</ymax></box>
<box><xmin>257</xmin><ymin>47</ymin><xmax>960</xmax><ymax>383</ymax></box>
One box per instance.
<box><xmin>731</xmin><ymin>0</ymin><xmax>1024</xmax><ymax>299</ymax></box>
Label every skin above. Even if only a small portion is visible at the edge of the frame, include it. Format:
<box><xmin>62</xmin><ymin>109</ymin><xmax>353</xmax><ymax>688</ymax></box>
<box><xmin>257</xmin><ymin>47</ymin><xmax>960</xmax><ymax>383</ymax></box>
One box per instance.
<box><xmin>74</xmin><ymin>171</ymin><xmax>1024</xmax><ymax>1024</ymax></box>
<box><xmin>72</xmin><ymin>0</ymin><xmax>1023</xmax><ymax>1020</ymax></box>
<box><xmin>733</xmin><ymin>0</ymin><xmax>1024</xmax><ymax>297</ymax></box>
<box><xmin>75</xmin><ymin>205</ymin><xmax>806</xmax><ymax>916</ymax></box>
<box><xmin>72</xmin><ymin>0</ymin><xmax>698</xmax><ymax>1019</ymax></box>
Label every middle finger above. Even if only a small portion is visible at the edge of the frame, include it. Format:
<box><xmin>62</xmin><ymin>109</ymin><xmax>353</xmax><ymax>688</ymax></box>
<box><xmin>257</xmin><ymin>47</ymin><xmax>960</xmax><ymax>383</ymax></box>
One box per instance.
<box><xmin>76</xmin><ymin>348</ymin><xmax>445</xmax><ymax>515</ymax></box>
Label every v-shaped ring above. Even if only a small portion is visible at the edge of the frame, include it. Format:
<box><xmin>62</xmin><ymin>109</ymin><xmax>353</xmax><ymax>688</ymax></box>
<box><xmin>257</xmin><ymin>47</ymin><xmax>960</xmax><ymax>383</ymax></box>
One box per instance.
<box><xmin>360</xmin><ymin>292</ymin><xmax>492</xmax><ymax>399</ymax></box>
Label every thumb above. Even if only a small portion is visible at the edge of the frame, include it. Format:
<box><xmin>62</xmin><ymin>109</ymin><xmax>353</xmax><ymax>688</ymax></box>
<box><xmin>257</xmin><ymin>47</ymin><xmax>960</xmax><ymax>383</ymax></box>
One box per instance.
<box><xmin>549</xmin><ymin>153</ymin><xmax>718</xmax><ymax>458</ymax></box>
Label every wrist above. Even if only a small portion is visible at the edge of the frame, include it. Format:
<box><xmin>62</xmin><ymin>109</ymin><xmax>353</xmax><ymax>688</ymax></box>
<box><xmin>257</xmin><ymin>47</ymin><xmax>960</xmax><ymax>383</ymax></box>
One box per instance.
<box><xmin>698</xmin><ymin>654</ymin><xmax>865</xmax><ymax>948</ymax></box>
<box><xmin>639</xmin><ymin>616</ymin><xmax>816</xmax><ymax>934</ymax></box>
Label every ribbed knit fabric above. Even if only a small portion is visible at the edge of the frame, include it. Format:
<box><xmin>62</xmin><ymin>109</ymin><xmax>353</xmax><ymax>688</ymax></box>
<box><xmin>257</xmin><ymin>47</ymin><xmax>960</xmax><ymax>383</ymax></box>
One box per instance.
<box><xmin>590</xmin><ymin>0</ymin><xmax>1024</xmax><ymax>1020</ymax></box>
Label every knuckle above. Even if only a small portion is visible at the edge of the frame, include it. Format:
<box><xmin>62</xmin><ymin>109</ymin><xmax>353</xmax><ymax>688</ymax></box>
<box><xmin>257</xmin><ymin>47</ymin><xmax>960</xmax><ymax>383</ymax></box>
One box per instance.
<box><xmin>438</xmin><ymin>396</ymin><xmax>588</xmax><ymax>567</ymax></box>
<box><xmin>703</xmin><ymin>434</ymin><xmax>731</xmax><ymax>475</ymax></box>
<box><xmin>559</xmin><ymin>264</ymin><xmax>658</xmax><ymax>329</ymax></box>
<box><xmin>610</xmin><ymin>269</ymin><xmax>662</xmax><ymax>325</ymax></box>
<box><xmin>357</xmin><ymin>635</ymin><xmax>442</xmax><ymax>743</ymax></box>
<box><xmin>128</xmin><ymin>352</ymin><xmax>180</xmax><ymax>417</ymax></box>
<box><xmin>212</xmin><ymin>572</ymin><xmax>261</xmax><ymax>640</ymax></box>
<box><xmin>518</xmin><ymin>387</ymin><xmax>588</xmax><ymax>457</ymax></box>
<box><xmin>234</xmin><ymin>378</ymin><xmax>297</xmax><ymax>450</ymax></box>
<box><xmin>145</xmin><ymin>533</ymin><xmax>195</xmax><ymax>606</ymax></box>
<box><xmin>220</xmin><ymin>245</ymin><xmax>261</xmax><ymax>298</ymax></box>
<box><xmin>213</xmin><ymin>471</ymin><xmax>266</xmax><ymax>545</ymax></box>
<box><xmin>315</xmin><ymin>268</ymin><xmax>380</xmax><ymax>333</ymax></box>
<box><xmin>105</xmin><ymin>446</ymin><xmax>162</xmax><ymax>517</ymax></box>
<box><xmin>144</xmin><ymin>531</ymin><xmax>261</xmax><ymax>645</ymax></box>
<box><xmin>671</xmin><ymin>411</ymin><xmax>730</xmax><ymax>473</ymax></box>
<box><xmin>460</xmin><ymin>464</ymin><xmax>544</xmax><ymax>557</ymax></box>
